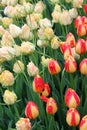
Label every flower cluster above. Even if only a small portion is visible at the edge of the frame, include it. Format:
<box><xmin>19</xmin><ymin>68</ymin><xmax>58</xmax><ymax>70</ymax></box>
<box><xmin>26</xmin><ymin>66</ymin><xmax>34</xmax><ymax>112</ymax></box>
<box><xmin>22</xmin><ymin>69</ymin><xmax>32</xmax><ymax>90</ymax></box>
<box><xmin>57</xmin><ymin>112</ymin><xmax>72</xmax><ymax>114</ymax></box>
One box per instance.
<box><xmin>0</xmin><ymin>0</ymin><xmax>87</xmax><ymax>130</ymax></box>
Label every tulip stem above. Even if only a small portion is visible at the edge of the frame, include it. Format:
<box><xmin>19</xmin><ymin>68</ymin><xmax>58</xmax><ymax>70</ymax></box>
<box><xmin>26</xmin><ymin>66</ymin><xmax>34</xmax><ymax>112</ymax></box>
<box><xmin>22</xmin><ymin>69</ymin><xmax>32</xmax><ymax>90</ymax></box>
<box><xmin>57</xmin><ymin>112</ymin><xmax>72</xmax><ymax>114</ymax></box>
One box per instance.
<box><xmin>72</xmin><ymin>127</ymin><xmax>76</xmax><ymax>130</ymax></box>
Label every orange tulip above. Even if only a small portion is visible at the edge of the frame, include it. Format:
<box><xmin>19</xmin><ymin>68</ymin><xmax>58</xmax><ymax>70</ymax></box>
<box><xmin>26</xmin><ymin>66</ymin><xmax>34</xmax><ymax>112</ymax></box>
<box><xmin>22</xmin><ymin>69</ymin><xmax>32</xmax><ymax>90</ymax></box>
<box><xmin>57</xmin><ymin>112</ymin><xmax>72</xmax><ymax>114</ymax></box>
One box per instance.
<box><xmin>75</xmin><ymin>39</ymin><xmax>86</xmax><ymax>54</ymax></box>
<box><xmin>64</xmin><ymin>88</ymin><xmax>80</xmax><ymax>108</ymax></box>
<box><xmin>33</xmin><ymin>75</ymin><xmax>44</xmax><ymax>93</ymax></box>
<box><xmin>83</xmin><ymin>4</ymin><xmax>87</xmax><ymax>14</ymax></box>
<box><xmin>79</xmin><ymin>58</ymin><xmax>87</xmax><ymax>74</ymax></box>
<box><xmin>80</xmin><ymin>115</ymin><xmax>87</xmax><ymax>130</ymax></box>
<box><xmin>77</xmin><ymin>24</ymin><xmax>86</xmax><ymax>36</ymax></box>
<box><xmin>74</xmin><ymin>16</ymin><xmax>82</xmax><ymax>28</ymax></box>
<box><xmin>64</xmin><ymin>56</ymin><xmax>77</xmax><ymax>73</ymax></box>
<box><xmin>60</xmin><ymin>41</ymin><xmax>70</xmax><ymax>54</ymax></box>
<box><xmin>41</xmin><ymin>83</ymin><xmax>51</xmax><ymax>97</ymax></box>
<box><xmin>48</xmin><ymin>58</ymin><xmax>61</xmax><ymax>75</ymax></box>
<box><xmin>25</xmin><ymin>101</ymin><xmax>39</xmax><ymax>119</ymax></box>
<box><xmin>66</xmin><ymin>32</ymin><xmax>76</xmax><ymax>47</ymax></box>
<box><xmin>64</xmin><ymin>48</ymin><xmax>73</xmax><ymax>61</ymax></box>
<box><xmin>66</xmin><ymin>108</ymin><xmax>80</xmax><ymax>126</ymax></box>
<box><xmin>40</xmin><ymin>96</ymin><xmax>58</xmax><ymax>114</ymax></box>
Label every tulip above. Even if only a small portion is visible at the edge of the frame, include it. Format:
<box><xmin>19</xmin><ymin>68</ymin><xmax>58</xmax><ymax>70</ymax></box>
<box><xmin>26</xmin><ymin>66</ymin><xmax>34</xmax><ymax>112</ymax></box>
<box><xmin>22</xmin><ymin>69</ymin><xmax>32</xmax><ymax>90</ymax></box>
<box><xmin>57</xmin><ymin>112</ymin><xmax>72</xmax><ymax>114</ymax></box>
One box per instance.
<box><xmin>66</xmin><ymin>108</ymin><xmax>80</xmax><ymax>126</ymax></box>
<box><xmin>60</xmin><ymin>42</ymin><xmax>70</xmax><ymax>54</ymax></box>
<box><xmin>13</xmin><ymin>60</ymin><xmax>24</xmax><ymax>74</ymax></box>
<box><xmin>9</xmin><ymin>24</ymin><xmax>22</xmax><ymax>38</ymax></box>
<box><xmin>33</xmin><ymin>75</ymin><xmax>44</xmax><ymax>93</ymax></box>
<box><xmin>0</xmin><ymin>70</ymin><xmax>14</xmax><ymax>87</ymax></box>
<box><xmin>66</xmin><ymin>32</ymin><xmax>76</xmax><ymax>47</ymax></box>
<box><xmin>40</xmin><ymin>83</ymin><xmax>51</xmax><ymax>97</ymax></box>
<box><xmin>25</xmin><ymin>101</ymin><xmax>39</xmax><ymax>119</ymax></box>
<box><xmin>3</xmin><ymin>90</ymin><xmax>17</xmax><ymax>105</ymax></box>
<box><xmin>48</xmin><ymin>58</ymin><xmax>61</xmax><ymax>75</ymax></box>
<box><xmin>41</xmin><ymin>96</ymin><xmax>58</xmax><ymax>114</ymax></box>
<box><xmin>27</xmin><ymin>61</ymin><xmax>39</xmax><ymax>77</ymax></box>
<box><xmin>79</xmin><ymin>58</ymin><xmax>87</xmax><ymax>74</ymax></box>
<box><xmin>83</xmin><ymin>4</ymin><xmax>87</xmax><ymax>14</ymax></box>
<box><xmin>74</xmin><ymin>16</ymin><xmax>82</xmax><ymax>28</ymax></box>
<box><xmin>64</xmin><ymin>48</ymin><xmax>73</xmax><ymax>61</ymax></box>
<box><xmin>64</xmin><ymin>88</ymin><xmax>80</xmax><ymax>108</ymax></box>
<box><xmin>16</xmin><ymin>118</ymin><xmax>31</xmax><ymax>130</ymax></box>
<box><xmin>80</xmin><ymin>115</ymin><xmax>87</xmax><ymax>130</ymax></box>
<box><xmin>73</xmin><ymin>0</ymin><xmax>83</xmax><ymax>8</ymax></box>
<box><xmin>64</xmin><ymin>56</ymin><xmax>77</xmax><ymax>73</ymax></box>
<box><xmin>75</xmin><ymin>39</ymin><xmax>86</xmax><ymax>54</ymax></box>
<box><xmin>21</xmin><ymin>41</ymin><xmax>35</xmax><ymax>55</ymax></box>
<box><xmin>77</xmin><ymin>24</ymin><xmax>86</xmax><ymax>37</ymax></box>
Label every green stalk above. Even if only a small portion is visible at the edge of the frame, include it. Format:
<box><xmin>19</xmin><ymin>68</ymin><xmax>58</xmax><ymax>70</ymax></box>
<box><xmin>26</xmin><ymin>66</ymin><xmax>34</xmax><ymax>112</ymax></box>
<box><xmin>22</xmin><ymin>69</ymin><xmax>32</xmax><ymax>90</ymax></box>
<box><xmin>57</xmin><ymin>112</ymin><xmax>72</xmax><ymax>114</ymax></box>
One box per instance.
<box><xmin>14</xmin><ymin>104</ymin><xmax>20</xmax><ymax>119</ymax></box>
<box><xmin>22</xmin><ymin>71</ymin><xmax>34</xmax><ymax>101</ymax></box>
<box><xmin>72</xmin><ymin>126</ymin><xmax>76</xmax><ymax>130</ymax></box>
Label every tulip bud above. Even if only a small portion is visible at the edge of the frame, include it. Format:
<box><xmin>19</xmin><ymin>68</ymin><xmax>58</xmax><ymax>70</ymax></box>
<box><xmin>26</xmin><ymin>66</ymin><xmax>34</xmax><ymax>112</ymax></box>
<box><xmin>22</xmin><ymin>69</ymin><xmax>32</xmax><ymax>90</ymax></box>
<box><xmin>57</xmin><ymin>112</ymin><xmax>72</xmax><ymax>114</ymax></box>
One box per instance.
<box><xmin>64</xmin><ymin>56</ymin><xmax>77</xmax><ymax>73</ymax></box>
<box><xmin>64</xmin><ymin>48</ymin><xmax>73</xmax><ymax>61</ymax></box>
<box><xmin>3</xmin><ymin>90</ymin><xmax>17</xmax><ymax>105</ymax></box>
<box><xmin>79</xmin><ymin>58</ymin><xmax>87</xmax><ymax>74</ymax></box>
<box><xmin>74</xmin><ymin>16</ymin><xmax>82</xmax><ymax>28</ymax></box>
<box><xmin>77</xmin><ymin>24</ymin><xmax>86</xmax><ymax>36</ymax></box>
<box><xmin>16</xmin><ymin>118</ymin><xmax>31</xmax><ymax>130</ymax></box>
<box><xmin>46</xmin><ymin>97</ymin><xmax>58</xmax><ymax>114</ymax></box>
<box><xmin>80</xmin><ymin>115</ymin><xmax>87</xmax><ymax>130</ymax></box>
<box><xmin>60</xmin><ymin>42</ymin><xmax>70</xmax><ymax>53</ymax></box>
<box><xmin>13</xmin><ymin>60</ymin><xmax>24</xmax><ymax>74</ymax></box>
<box><xmin>64</xmin><ymin>88</ymin><xmax>80</xmax><ymax>108</ymax></box>
<box><xmin>66</xmin><ymin>32</ymin><xmax>76</xmax><ymax>48</ymax></box>
<box><xmin>41</xmin><ymin>83</ymin><xmax>51</xmax><ymax>97</ymax></box>
<box><xmin>25</xmin><ymin>101</ymin><xmax>39</xmax><ymax>119</ymax></box>
<box><xmin>66</xmin><ymin>108</ymin><xmax>80</xmax><ymax>126</ymax></box>
<box><xmin>33</xmin><ymin>75</ymin><xmax>44</xmax><ymax>93</ymax></box>
<box><xmin>75</xmin><ymin>39</ymin><xmax>86</xmax><ymax>54</ymax></box>
<box><xmin>9</xmin><ymin>24</ymin><xmax>22</xmax><ymax>38</ymax></box>
<box><xmin>83</xmin><ymin>4</ymin><xmax>87</xmax><ymax>14</ymax></box>
<box><xmin>48</xmin><ymin>58</ymin><xmax>61</xmax><ymax>75</ymax></box>
<box><xmin>0</xmin><ymin>70</ymin><xmax>14</xmax><ymax>87</ymax></box>
<box><xmin>41</xmin><ymin>96</ymin><xmax>58</xmax><ymax>114</ymax></box>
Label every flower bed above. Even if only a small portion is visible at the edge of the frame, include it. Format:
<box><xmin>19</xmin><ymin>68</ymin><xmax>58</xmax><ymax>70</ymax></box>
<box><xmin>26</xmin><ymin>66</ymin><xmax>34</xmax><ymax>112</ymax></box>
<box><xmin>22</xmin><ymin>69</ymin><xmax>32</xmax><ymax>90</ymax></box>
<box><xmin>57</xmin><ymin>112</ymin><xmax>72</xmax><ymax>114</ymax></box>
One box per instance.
<box><xmin>0</xmin><ymin>0</ymin><xmax>87</xmax><ymax>130</ymax></box>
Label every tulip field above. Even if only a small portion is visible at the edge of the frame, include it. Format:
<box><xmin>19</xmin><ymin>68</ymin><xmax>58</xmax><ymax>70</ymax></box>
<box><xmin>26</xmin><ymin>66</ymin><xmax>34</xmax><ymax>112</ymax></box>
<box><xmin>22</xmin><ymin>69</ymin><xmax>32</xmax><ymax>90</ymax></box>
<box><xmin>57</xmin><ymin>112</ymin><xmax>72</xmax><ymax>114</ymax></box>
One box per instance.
<box><xmin>0</xmin><ymin>0</ymin><xmax>87</xmax><ymax>130</ymax></box>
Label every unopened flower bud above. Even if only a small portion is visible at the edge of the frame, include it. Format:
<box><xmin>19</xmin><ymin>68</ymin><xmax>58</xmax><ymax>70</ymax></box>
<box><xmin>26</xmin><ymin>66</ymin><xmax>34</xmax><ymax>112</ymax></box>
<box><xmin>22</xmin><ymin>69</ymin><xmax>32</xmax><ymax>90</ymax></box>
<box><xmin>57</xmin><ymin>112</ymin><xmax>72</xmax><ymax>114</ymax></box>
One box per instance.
<box><xmin>77</xmin><ymin>24</ymin><xmax>86</xmax><ymax>37</ymax></box>
<box><xmin>0</xmin><ymin>70</ymin><xmax>14</xmax><ymax>87</ymax></box>
<box><xmin>64</xmin><ymin>88</ymin><xmax>80</xmax><ymax>108</ymax></box>
<box><xmin>73</xmin><ymin>0</ymin><xmax>83</xmax><ymax>8</ymax></box>
<box><xmin>66</xmin><ymin>32</ymin><xmax>76</xmax><ymax>48</ymax></box>
<box><xmin>16</xmin><ymin>118</ymin><xmax>31</xmax><ymax>130</ymax></box>
<box><xmin>41</xmin><ymin>56</ymin><xmax>50</xmax><ymax>67</ymax></box>
<box><xmin>9</xmin><ymin>24</ymin><xmax>22</xmax><ymax>38</ymax></box>
<box><xmin>21</xmin><ymin>41</ymin><xmax>35</xmax><ymax>55</ymax></box>
<box><xmin>83</xmin><ymin>4</ymin><xmax>87</xmax><ymax>14</ymax></box>
<box><xmin>60</xmin><ymin>42</ymin><xmax>70</xmax><ymax>54</ymax></box>
<box><xmin>41</xmin><ymin>96</ymin><xmax>58</xmax><ymax>114</ymax></box>
<box><xmin>64</xmin><ymin>56</ymin><xmax>77</xmax><ymax>73</ymax></box>
<box><xmin>33</xmin><ymin>75</ymin><xmax>44</xmax><ymax>93</ymax></box>
<box><xmin>13</xmin><ymin>60</ymin><xmax>24</xmax><ymax>74</ymax></box>
<box><xmin>2</xmin><ymin>17</ymin><xmax>13</xmax><ymax>28</ymax></box>
<box><xmin>79</xmin><ymin>58</ymin><xmax>87</xmax><ymax>74</ymax></box>
<box><xmin>48</xmin><ymin>58</ymin><xmax>61</xmax><ymax>75</ymax></box>
<box><xmin>3</xmin><ymin>90</ymin><xmax>17</xmax><ymax>105</ymax></box>
<box><xmin>51</xmin><ymin>36</ymin><xmax>60</xmax><ymax>49</ymax></box>
<box><xmin>66</xmin><ymin>108</ymin><xmax>80</xmax><ymax>126</ymax></box>
<box><xmin>25</xmin><ymin>101</ymin><xmax>39</xmax><ymax>119</ymax></box>
<box><xmin>27</xmin><ymin>61</ymin><xmax>39</xmax><ymax>77</ymax></box>
<box><xmin>64</xmin><ymin>48</ymin><xmax>73</xmax><ymax>61</ymax></box>
<box><xmin>41</xmin><ymin>83</ymin><xmax>51</xmax><ymax>97</ymax></box>
<box><xmin>75</xmin><ymin>39</ymin><xmax>86</xmax><ymax>54</ymax></box>
<box><xmin>80</xmin><ymin>115</ymin><xmax>87</xmax><ymax>130</ymax></box>
<box><xmin>46</xmin><ymin>97</ymin><xmax>58</xmax><ymax>114</ymax></box>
